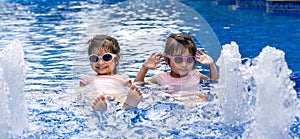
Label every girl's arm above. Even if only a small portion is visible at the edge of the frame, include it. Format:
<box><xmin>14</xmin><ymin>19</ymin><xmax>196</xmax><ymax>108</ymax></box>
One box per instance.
<box><xmin>196</xmin><ymin>50</ymin><xmax>219</xmax><ymax>80</ymax></box>
<box><xmin>134</xmin><ymin>65</ymin><xmax>149</xmax><ymax>82</ymax></box>
<box><xmin>134</xmin><ymin>52</ymin><xmax>163</xmax><ymax>82</ymax></box>
<box><xmin>200</xmin><ymin>74</ymin><xmax>209</xmax><ymax>80</ymax></box>
<box><xmin>208</xmin><ymin>62</ymin><xmax>219</xmax><ymax>79</ymax></box>
<box><xmin>134</xmin><ymin>65</ymin><xmax>159</xmax><ymax>83</ymax></box>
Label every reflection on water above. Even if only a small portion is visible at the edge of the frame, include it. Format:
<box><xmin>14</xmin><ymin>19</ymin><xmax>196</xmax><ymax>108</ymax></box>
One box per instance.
<box><xmin>0</xmin><ymin>0</ymin><xmax>299</xmax><ymax>138</ymax></box>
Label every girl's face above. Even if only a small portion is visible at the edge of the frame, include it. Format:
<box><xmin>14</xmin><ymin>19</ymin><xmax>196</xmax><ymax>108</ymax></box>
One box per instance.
<box><xmin>90</xmin><ymin>49</ymin><xmax>117</xmax><ymax>75</ymax></box>
<box><xmin>167</xmin><ymin>48</ymin><xmax>195</xmax><ymax>78</ymax></box>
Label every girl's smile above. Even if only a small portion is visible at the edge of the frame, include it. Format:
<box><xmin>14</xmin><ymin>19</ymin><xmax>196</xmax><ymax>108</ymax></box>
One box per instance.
<box><xmin>95</xmin><ymin>64</ymin><xmax>108</xmax><ymax>70</ymax></box>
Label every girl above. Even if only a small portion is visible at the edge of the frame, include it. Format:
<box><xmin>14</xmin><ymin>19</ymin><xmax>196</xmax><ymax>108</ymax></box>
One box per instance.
<box><xmin>80</xmin><ymin>35</ymin><xmax>142</xmax><ymax>111</ymax></box>
<box><xmin>134</xmin><ymin>33</ymin><xmax>219</xmax><ymax>99</ymax></box>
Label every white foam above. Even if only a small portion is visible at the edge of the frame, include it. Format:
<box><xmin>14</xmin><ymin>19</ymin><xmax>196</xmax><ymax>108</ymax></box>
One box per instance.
<box><xmin>0</xmin><ymin>67</ymin><xmax>10</xmax><ymax>138</ymax></box>
<box><xmin>0</xmin><ymin>40</ymin><xmax>28</xmax><ymax>137</ymax></box>
<box><xmin>216</xmin><ymin>41</ymin><xmax>253</xmax><ymax>125</ymax></box>
<box><xmin>249</xmin><ymin>46</ymin><xmax>299</xmax><ymax>138</ymax></box>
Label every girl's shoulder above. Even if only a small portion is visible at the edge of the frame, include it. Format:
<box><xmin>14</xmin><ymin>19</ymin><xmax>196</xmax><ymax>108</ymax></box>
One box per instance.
<box><xmin>154</xmin><ymin>72</ymin><xmax>172</xmax><ymax>84</ymax></box>
<box><xmin>155</xmin><ymin>72</ymin><xmax>170</xmax><ymax>78</ymax></box>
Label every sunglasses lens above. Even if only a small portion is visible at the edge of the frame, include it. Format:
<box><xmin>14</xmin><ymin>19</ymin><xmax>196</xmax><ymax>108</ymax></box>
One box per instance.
<box><xmin>187</xmin><ymin>57</ymin><xmax>195</xmax><ymax>63</ymax></box>
<box><xmin>102</xmin><ymin>54</ymin><xmax>113</xmax><ymax>62</ymax></box>
<box><xmin>174</xmin><ymin>57</ymin><xmax>183</xmax><ymax>64</ymax></box>
<box><xmin>89</xmin><ymin>55</ymin><xmax>99</xmax><ymax>63</ymax></box>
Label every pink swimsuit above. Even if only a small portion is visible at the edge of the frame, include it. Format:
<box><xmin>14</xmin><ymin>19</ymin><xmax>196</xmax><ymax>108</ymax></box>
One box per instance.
<box><xmin>153</xmin><ymin>70</ymin><xmax>202</xmax><ymax>94</ymax></box>
<box><xmin>80</xmin><ymin>74</ymin><xmax>129</xmax><ymax>95</ymax></box>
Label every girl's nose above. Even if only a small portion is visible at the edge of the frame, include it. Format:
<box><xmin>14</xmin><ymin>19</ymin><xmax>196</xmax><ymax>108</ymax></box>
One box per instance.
<box><xmin>97</xmin><ymin>58</ymin><xmax>105</xmax><ymax>64</ymax></box>
<box><xmin>179</xmin><ymin>60</ymin><xmax>188</xmax><ymax>67</ymax></box>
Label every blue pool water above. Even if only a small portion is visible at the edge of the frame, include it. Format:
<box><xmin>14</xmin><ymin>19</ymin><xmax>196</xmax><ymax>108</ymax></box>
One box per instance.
<box><xmin>0</xmin><ymin>0</ymin><xmax>300</xmax><ymax>138</ymax></box>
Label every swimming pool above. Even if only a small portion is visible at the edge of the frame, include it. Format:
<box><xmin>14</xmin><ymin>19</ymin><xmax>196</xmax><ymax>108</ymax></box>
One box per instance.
<box><xmin>0</xmin><ymin>0</ymin><xmax>299</xmax><ymax>138</ymax></box>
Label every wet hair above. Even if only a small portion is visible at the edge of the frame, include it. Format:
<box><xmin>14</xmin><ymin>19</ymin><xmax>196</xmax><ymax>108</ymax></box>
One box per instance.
<box><xmin>164</xmin><ymin>33</ymin><xmax>197</xmax><ymax>69</ymax></box>
<box><xmin>87</xmin><ymin>35</ymin><xmax>120</xmax><ymax>55</ymax></box>
<box><xmin>87</xmin><ymin>35</ymin><xmax>120</xmax><ymax>74</ymax></box>
<box><xmin>164</xmin><ymin>33</ymin><xmax>197</xmax><ymax>56</ymax></box>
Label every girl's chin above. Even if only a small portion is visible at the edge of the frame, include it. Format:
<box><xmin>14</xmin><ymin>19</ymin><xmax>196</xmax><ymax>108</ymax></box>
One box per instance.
<box><xmin>179</xmin><ymin>73</ymin><xmax>188</xmax><ymax>77</ymax></box>
<box><xmin>177</xmin><ymin>70</ymin><xmax>189</xmax><ymax>75</ymax></box>
<box><xmin>97</xmin><ymin>72</ymin><xmax>113</xmax><ymax>75</ymax></box>
<box><xmin>171</xmin><ymin>72</ymin><xmax>188</xmax><ymax>78</ymax></box>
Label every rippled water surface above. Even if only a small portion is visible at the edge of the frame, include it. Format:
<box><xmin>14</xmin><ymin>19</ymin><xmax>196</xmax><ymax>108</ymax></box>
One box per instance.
<box><xmin>1</xmin><ymin>0</ymin><xmax>299</xmax><ymax>90</ymax></box>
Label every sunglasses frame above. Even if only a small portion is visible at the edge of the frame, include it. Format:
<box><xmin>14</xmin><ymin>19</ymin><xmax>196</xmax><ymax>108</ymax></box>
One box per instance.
<box><xmin>88</xmin><ymin>53</ymin><xmax>117</xmax><ymax>63</ymax></box>
<box><xmin>166</xmin><ymin>54</ymin><xmax>196</xmax><ymax>64</ymax></box>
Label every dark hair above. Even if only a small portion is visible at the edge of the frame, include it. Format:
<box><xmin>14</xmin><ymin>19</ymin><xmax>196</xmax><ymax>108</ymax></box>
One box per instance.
<box><xmin>87</xmin><ymin>35</ymin><xmax>120</xmax><ymax>55</ymax></box>
<box><xmin>164</xmin><ymin>33</ymin><xmax>197</xmax><ymax>56</ymax></box>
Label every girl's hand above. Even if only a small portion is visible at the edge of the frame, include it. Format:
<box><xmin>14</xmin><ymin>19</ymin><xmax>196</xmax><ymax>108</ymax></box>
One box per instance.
<box><xmin>143</xmin><ymin>52</ymin><xmax>164</xmax><ymax>69</ymax></box>
<box><xmin>196</xmin><ymin>49</ymin><xmax>214</xmax><ymax>66</ymax></box>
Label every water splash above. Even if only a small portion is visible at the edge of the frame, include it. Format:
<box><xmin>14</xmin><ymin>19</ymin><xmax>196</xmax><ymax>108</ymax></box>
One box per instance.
<box><xmin>0</xmin><ymin>67</ymin><xmax>10</xmax><ymax>137</ymax></box>
<box><xmin>0</xmin><ymin>40</ymin><xmax>28</xmax><ymax>138</ymax></box>
<box><xmin>216</xmin><ymin>42</ymin><xmax>254</xmax><ymax>126</ymax></box>
<box><xmin>3</xmin><ymin>40</ymin><xmax>298</xmax><ymax>138</ymax></box>
<box><xmin>249</xmin><ymin>46</ymin><xmax>299</xmax><ymax>138</ymax></box>
<box><xmin>216</xmin><ymin>42</ymin><xmax>300</xmax><ymax>138</ymax></box>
